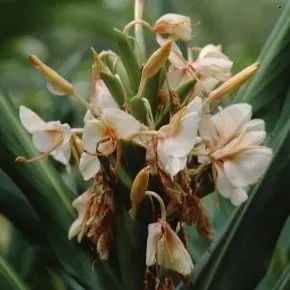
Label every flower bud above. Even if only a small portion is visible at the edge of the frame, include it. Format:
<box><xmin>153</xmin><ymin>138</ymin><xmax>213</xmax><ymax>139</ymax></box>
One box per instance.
<box><xmin>154</xmin><ymin>13</ymin><xmax>192</xmax><ymax>41</ymax></box>
<box><xmin>209</xmin><ymin>62</ymin><xmax>259</xmax><ymax>101</ymax></box>
<box><xmin>130</xmin><ymin>166</ymin><xmax>150</xmax><ymax>210</ymax></box>
<box><xmin>29</xmin><ymin>55</ymin><xmax>74</xmax><ymax>96</ymax></box>
<box><xmin>142</xmin><ymin>40</ymin><xmax>172</xmax><ymax>78</ymax></box>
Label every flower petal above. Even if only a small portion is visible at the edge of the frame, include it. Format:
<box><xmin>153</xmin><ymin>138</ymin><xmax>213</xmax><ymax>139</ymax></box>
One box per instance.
<box><xmin>79</xmin><ymin>153</ymin><xmax>101</xmax><ymax>181</ymax></box>
<box><xmin>215</xmin><ymin>163</ymin><xmax>235</xmax><ymax>198</ymax></box>
<box><xmin>199</xmin><ymin>114</ymin><xmax>219</xmax><ymax>144</ymax></box>
<box><xmin>20</xmin><ymin>106</ymin><xmax>46</xmax><ymax>133</ymax></box>
<box><xmin>146</xmin><ymin>222</ymin><xmax>163</xmax><ymax>267</ymax></box>
<box><xmin>157</xmin><ymin>150</ymin><xmax>187</xmax><ymax>179</ymax></box>
<box><xmin>157</xmin><ymin>35</ymin><xmax>187</xmax><ymax>69</ymax></box>
<box><xmin>212</xmin><ymin>103</ymin><xmax>252</xmax><ymax>143</ymax></box>
<box><xmin>93</xmin><ymin>79</ymin><xmax>119</xmax><ymax>110</ymax></box>
<box><xmin>83</xmin><ymin>119</ymin><xmax>104</xmax><ymax>152</ymax></box>
<box><xmin>156</xmin><ymin>221</ymin><xmax>194</xmax><ymax>275</ymax></box>
<box><xmin>224</xmin><ymin>147</ymin><xmax>273</xmax><ymax>187</ymax></box>
<box><xmin>230</xmin><ymin>187</ymin><xmax>248</xmax><ymax>207</ymax></box>
<box><xmin>32</xmin><ymin>130</ymin><xmax>60</xmax><ymax>153</ymax></box>
<box><xmin>50</xmin><ymin>141</ymin><xmax>71</xmax><ymax>165</ymax></box>
<box><xmin>102</xmin><ymin>108</ymin><xmax>140</xmax><ymax>138</ymax></box>
<box><xmin>69</xmin><ymin>189</ymin><xmax>92</xmax><ymax>241</ymax></box>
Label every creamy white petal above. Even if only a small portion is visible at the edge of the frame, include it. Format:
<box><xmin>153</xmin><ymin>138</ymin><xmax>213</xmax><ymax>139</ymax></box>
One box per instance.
<box><xmin>230</xmin><ymin>187</ymin><xmax>248</xmax><ymax>207</ymax></box>
<box><xmin>155</xmin><ymin>13</ymin><xmax>192</xmax><ymax>40</ymax></box>
<box><xmin>198</xmin><ymin>44</ymin><xmax>222</xmax><ymax>59</ymax></box>
<box><xmin>146</xmin><ymin>222</ymin><xmax>163</xmax><ymax>267</ymax></box>
<box><xmin>156</xmin><ymin>221</ymin><xmax>194</xmax><ymax>275</ymax></box>
<box><xmin>212</xmin><ymin>103</ymin><xmax>252</xmax><ymax>143</ymax></box>
<box><xmin>193</xmin><ymin>57</ymin><xmax>233</xmax><ymax>81</ymax></box>
<box><xmin>215</xmin><ymin>163</ymin><xmax>234</xmax><ymax>198</ymax></box>
<box><xmin>79</xmin><ymin>153</ymin><xmax>101</xmax><ymax>181</ymax></box>
<box><xmin>240</xmin><ymin>131</ymin><xmax>266</xmax><ymax>147</ymax></box>
<box><xmin>83</xmin><ymin>119</ymin><xmax>104</xmax><ymax>152</ymax></box>
<box><xmin>93</xmin><ymin>79</ymin><xmax>119</xmax><ymax>109</ymax></box>
<box><xmin>20</xmin><ymin>106</ymin><xmax>46</xmax><ymax>133</ymax></box>
<box><xmin>224</xmin><ymin>147</ymin><xmax>273</xmax><ymax>187</ymax></box>
<box><xmin>102</xmin><ymin>108</ymin><xmax>140</xmax><ymax>138</ymax></box>
<box><xmin>158</xmin><ymin>98</ymin><xmax>202</xmax><ymax>157</ymax></box>
<box><xmin>158</xmin><ymin>113</ymin><xmax>200</xmax><ymax>158</ymax></box>
<box><xmin>50</xmin><ymin>141</ymin><xmax>71</xmax><ymax>165</ymax></box>
<box><xmin>199</xmin><ymin>114</ymin><xmax>219</xmax><ymax>144</ymax></box>
<box><xmin>69</xmin><ymin>190</ymin><xmax>91</xmax><ymax>241</ymax></box>
<box><xmin>32</xmin><ymin>131</ymin><xmax>60</xmax><ymax>153</ymax></box>
<box><xmin>245</xmin><ymin>119</ymin><xmax>265</xmax><ymax>132</ymax></box>
<box><xmin>156</xmin><ymin>35</ymin><xmax>187</xmax><ymax>69</ymax></box>
<box><xmin>157</xmin><ymin>150</ymin><xmax>187</xmax><ymax>178</ymax></box>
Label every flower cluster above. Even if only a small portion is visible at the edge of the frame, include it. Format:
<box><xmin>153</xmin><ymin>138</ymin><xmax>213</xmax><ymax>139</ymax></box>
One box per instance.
<box><xmin>17</xmin><ymin>6</ymin><xmax>272</xmax><ymax>289</ymax></box>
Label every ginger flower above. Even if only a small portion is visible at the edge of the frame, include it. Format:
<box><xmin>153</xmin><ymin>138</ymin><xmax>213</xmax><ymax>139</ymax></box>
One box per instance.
<box><xmin>68</xmin><ymin>189</ymin><xmax>92</xmax><ymax>242</ymax></box>
<box><xmin>157</xmin><ymin>36</ymin><xmax>233</xmax><ymax>93</ymax></box>
<box><xmin>192</xmin><ymin>44</ymin><xmax>233</xmax><ymax>82</ymax></box>
<box><xmin>154</xmin><ymin>13</ymin><xmax>192</xmax><ymax>41</ymax></box>
<box><xmin>18</xmin><ymin>106</ymin><xmax>72</xmax><ymax>165</ymax></box>
<box><xmin>146</xmin><ymin>219</ymin><xmax>194</xmax><ymax>276</ymax></box>
<box><xmin>80</xmin><ymin>108</ymin><xmax>140</xmax><ymax>180</ymax></box>
<box><xmin>198</xmin><ymin>103</ymin><xmax>272</xmax><ymax>206</ymax></box>
<box><xmin>157</xmin><ymin>97</ymin><xmax>202</xmax><ymax>179</ymax></box>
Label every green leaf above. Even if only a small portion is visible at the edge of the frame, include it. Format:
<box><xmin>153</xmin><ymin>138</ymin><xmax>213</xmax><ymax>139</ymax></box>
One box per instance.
<box><xmin>176</xmin><ymin>79</ymin><xmax>196</xmax><ymax>104</ymax></box>
<box><xmin>233</xmin><ymin>0</ymin><xmax>290</xmax><ymax>119</ymax></box>
<box><xmin>0</xmin><ymin>255</ymin><xmax>29</xmax><ymax>290</ymax></box>
<box><xmin>0</xmin><ymin>91</ymin><xmax>119</xmax><ymax>289</ymax></box>
<box><xmin>115</xmin><ymin>208</ymin><xmax>147</xmax><ymax>290</ymax></box>
<box><xmin>100</xmin><ymin>72</ymin><xmax>125</xmax><ymax>107</ymax></box>
<box><xmin>114</xmin><ymin>29</ymin><xmax>141</xmax><ymax>94</ymax></box>
<box><xmin>143</xmin><ymin>69</ymin><xmax>164</xmax><ymax>117</ymax></box>
<box><xmin>129</xmin><ymin>95</ymin><xmax>147</xmax><ymax>124</ymax></box>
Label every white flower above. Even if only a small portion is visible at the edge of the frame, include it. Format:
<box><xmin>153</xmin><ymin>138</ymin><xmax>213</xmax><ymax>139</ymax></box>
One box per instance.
<box><xmin>20</xmin><ymin>106</ymin><xmax>71</xmax><ymax>165</ymax></box>
<box><xmin>68</xmin><ymin>189</ymin><xmax>92</xmax><ymax>242</ymax></box>
<box><xmin>154</xmin><ymin>13</ymin><xmax>192</xmax><ymax>41</ymax></box>
<box><xmin>157</xmin><ymin>97</ymin><xmax>202</xmax><ymax>178</ymax></box>
<box><xmin>146</xmin><ymin>219</ymin><xmax>194</xmax><ymax>276</ymax></box>
<box><xmin>192</xmin><ymin>44</ymin><xmax>233</xmax><ymax>82</ymax></box>
<box><xmin>80</xmin><ymin>108</ymin><xmax>140</xmax><ymax>180</ymax></box>
<box><xmin>198</xmin><ymin>103</ymin><xmax>272</xmax><ymax>206</ymax></box>
<box><xmin>84</xmin><ymin>79</ymin><xmax>119</xmax><ymax>122</ymax></box>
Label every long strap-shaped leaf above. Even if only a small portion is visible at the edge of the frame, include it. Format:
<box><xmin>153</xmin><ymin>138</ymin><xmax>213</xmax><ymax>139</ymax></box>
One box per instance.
<box><xmin>234</xmin><ymin>0</ymin><xmax>290</xmax><ymax>114</ymax></box>
<box><xmin>0</xmin><ymin>91</ymin><xmax>120</xmax><ymax>289</ymax></box>
<box><xmin>0</xmin><ymin>255</ymin><xmax>29</xmax><ymax>290</ymax></box>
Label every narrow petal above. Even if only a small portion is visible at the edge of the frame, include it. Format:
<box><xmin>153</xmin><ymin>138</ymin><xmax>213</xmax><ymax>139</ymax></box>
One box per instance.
<box><xmin>146</xmin><ymin>222</ymin><xmax>163</xmax><ymax>267</ymax></box>
<box><xmin>102</xmin><ymin>108</ymin><xmax>140</xmax><ymax>138</ymax></box>
<box><xmin>230</xmin><ymin>187</ymin><xmax>248</xmax><ymax>207</ymax></box>
<box><xmin>83</xmin><ymin>119</ymin><xmax>104</xmax><ymax>152</ymax></box>
<box><xmin>79</xmin><ymin>153</ymin><xmax>101</xmax><ymax>181</ymax></box>
<box><xmin>20</xmin><ymin>106</ymin><xmax>46</xmax><ymax>133</ymax></box>
<box><xmin>212</xmin><ymin>103</ymin><xmax>252</xmax><ymax>143</ymax></box>
<box><xmin>224</xmin><ymin>147</ymin><xmax>273</xmax><ymax>187</ymax></box>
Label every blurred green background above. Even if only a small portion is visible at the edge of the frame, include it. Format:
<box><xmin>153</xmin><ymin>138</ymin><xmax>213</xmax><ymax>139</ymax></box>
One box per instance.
<box><xmin>0</xmin><ymin>0</ymin><xmax>288</xmax><ymax>289</ymax></box>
